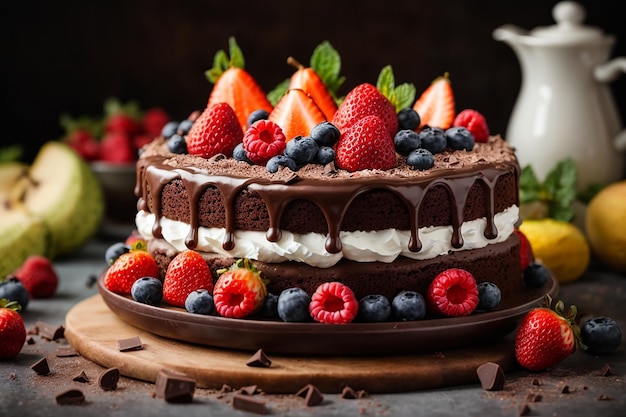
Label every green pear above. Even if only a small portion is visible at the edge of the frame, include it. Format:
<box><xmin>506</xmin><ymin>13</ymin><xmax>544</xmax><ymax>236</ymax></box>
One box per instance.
<box><xmin>0</xmin><ymin>162</ymin><xmax>49</xmax><ymax>277</ymax></box>
<box><xmin>13</xmin><ymin>142</ymin><xmax>105</xmax><ymax>258</ymax></box>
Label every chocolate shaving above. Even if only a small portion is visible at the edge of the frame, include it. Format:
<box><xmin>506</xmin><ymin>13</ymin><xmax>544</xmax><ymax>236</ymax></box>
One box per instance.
<box><xmin>155</xmin><ymin>369</ymin><xmax>195</xmax><ymax>403</ymax></box>
<box><xmin>531</xmin><ymin>378</ymin><xmax>541</xmax><ymax>386</ymax></box>
<box><xmin>56</xmin><ymin>345</ymin><xmax>78</xmax><ymax>357</ymax></box>
<box><xmin>208</xmin><ymin>153</ymin><xmax>227</xmax><ymax>163</ymax></box>
<box><xmin>599</xmin><ymin>363</ymin><xmax>612</xmax><ymax>376</ymax></box>
<box><xmin>55</xmin><ymin>389</ymin><xmax>85</xmax><ymax>405</ymax></box>
<box><xmin>98</xmin><ymin>367</ymin><xmax>120</xmax><ymax>391</ymax></box>
<box><xmin>597</xmin><ymin>394</ymin><xmax>614</xmax><ymax>401</ymax></box>
<box><xmin>36</xmin><ymin>321</ymin><xmax>64</xmax><ymax>341</ymax></box>
<box><xmin>117</xmin><ymin>336</ymin><xmax>143</xmax><ymax>352</ymax></box>
<box><xmin>30</xmin><ymin>357</ymin><xmax>50</xmax><ymax>376</ymax></box>
<box><xmin>219</xmin><ymin>384</ymin><xmax>233</xmax><ymax>393</ymax></box>
<box><xmin>296</xmin><ymin>384</ymin><xmax>324</xmax><ymax>406</ymax></box>
<box><xmin>340</xmin><ymin>386</ymin><xmax>358</xmax><ymax>399</ymax></box>
<box><xmin>73</xmin><ymin>371</ymin><xmax>90</xmax><ymax>383</ymax></box>
<box><xmin>85</xmin><ymin>274</ymin><xmax>97</xmax><ymax>288</ymax></box>
<box><xmin>233</xmin><ymin>393</ymin><xmax>267</xmax><ymax>415</ymax></box>
<box><xmin>560</xmin><ymin>385</ymin><xmax>575</xmax><ymax>394</ymax></box>
<box><xmin>246</xmin><ymin>349</ymin><xmax>271</xmax><ymax>368</ymax></box>
<box><xmin>476</xmin><ymin>362</ymin><xmax>505</xmax><ymax>391</ymax></box>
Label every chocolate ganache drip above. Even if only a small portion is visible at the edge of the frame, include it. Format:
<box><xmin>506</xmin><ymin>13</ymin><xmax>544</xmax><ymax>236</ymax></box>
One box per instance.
<box><xmin>136</xmin><ymin>141</ymin><xmax>519</xmax><ymax>256</ymax></box>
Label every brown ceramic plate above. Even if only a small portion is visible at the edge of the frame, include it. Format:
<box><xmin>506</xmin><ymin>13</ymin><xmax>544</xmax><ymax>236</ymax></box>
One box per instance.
<box><xmin>98</xmin><ymin>273</ymin><xmax>558</xmax><ymax>356</ymax></box>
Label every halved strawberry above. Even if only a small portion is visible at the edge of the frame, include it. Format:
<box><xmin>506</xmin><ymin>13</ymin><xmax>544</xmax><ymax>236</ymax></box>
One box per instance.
<box><xmin>213</xmin><ymin>259</ymin><xmax>267</xmax><ymax>319</ymax></box>
<box><xmin>413</xmin><ymin>73</ymin><xmax>455</xmax><ymax>131</ymax></box>
<box><xmin>205</xmin><ymin>37</ymin><xmax>273</xmax><ymax>131</ymax></box>
<box><xmin>268</xmin><ymin>89</ymin><xmax>326</xmax><ymax>142</ymax></box>
<box><xmin>287</xmin><ymin>56</ymin><xmax>337</xmax><ymax>121</ymax></box>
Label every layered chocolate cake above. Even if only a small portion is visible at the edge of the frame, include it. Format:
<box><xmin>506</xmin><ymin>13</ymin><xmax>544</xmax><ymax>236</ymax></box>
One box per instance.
<box><xmin>135</xmin><ymin>134</ymin><xmax>521</xmax><ymax>301</ymax></box>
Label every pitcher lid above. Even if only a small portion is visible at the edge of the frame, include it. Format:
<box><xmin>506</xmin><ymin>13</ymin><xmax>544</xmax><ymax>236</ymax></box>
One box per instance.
<box><xmin>530</xmin><ymin>1</ymin><xmax>607</xmax><ymax>44</ymax></box>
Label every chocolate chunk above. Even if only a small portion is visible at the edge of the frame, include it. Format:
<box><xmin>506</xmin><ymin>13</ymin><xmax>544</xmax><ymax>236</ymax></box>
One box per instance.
<box><xmin>340</xmin><ymin>386</ymin><xmax>358</xmax><ymax>399</ymax></box>
<box><xmin>296</xmin><ymin>384</ymin><xmax>324</xmax><ymax>406</ymax></box>
<box><xmin>531</xmin><ymin>378</ymin><xmax>541</xmax><ymax>386</ymax></box>
<box><xmin>239</xmin><ymin>384</ymin><xmax>258</xmax><ymax>395</ymax></box>
<box><xmin>233</xmin><ymin>393</ymin><xmax>267</xmax><ymax>415</ymax></box>
<box><xmin>26</xmin><ymin>337</ymin><xmax>35</xmax><ymax>345</ymax></box>
<box><xmin>85</xmin><ymin>274</ymin><xmax>97</xmax><ymax>288</ymax></box>
<box><xmin>219</xmin><ymin>384</ymin><xmax>233</xmax><ymax>393</ymax></box>
<box><xmin>98</xmin><ymin>367</ymin><xmax>120</xmax><ymax>391</ymax></box>
<box><xmin>55</xmin><ymin>389</ymin><xmax>85</xmax><ymax>405</ymax></box>
<box><xmin>30</xmin><ymin>357</ymin><xmax>50</xmax><ymax>375</ymax></box>
<box><xmin>246</xmin><ymin>349</ymin><xmax>271</xmax><ymax>368</ymax></box>
<box><xmin>36</xmin><ymin>321</ymin><xmax>64</xmax><ymax>341</ymax></box>
<box><xmin>526</xmin><ymin>393</ymin><xmax>542</xmax><ymax>403</ymax></box>
<box><xmin>117</xmin><ymin>336</ymin><xmax>143</xmax><ymax>352</ymax></box>
<box><xmin>73</xmin><ymin>371</ymin><xmax>90</xmax><ymax>383</ymax></box>
<box><xmin>599</xmin><ymin>363</ymin><xmax>612</xmax><ymax>376</ymax></box>
<box><xmin>518</xmin><ymin>403</ymin><xmax>531</xmax><ymax>416</ymax></box>
<box><xmin>56</xmin><ymin>345</ymin><xmax>78</xmax><ymax>357</ymax></box>
<box><xmin>560</xmin><ymin>385</ymin><xmax>576</xmax><ymax>394</ymax></box>
<box><xmin>476</xmin><ymin>362</ymin><xmax>505</xmax><ymax>391</ymax></box>
<box><xmin>597</xmin><ymin>394</ymin><xmax>614</xmax><ymax>401</ymax></box>
<box><xmin>155</xmin><ymin>369</ymin><xmax>195</xmax><ymax>403</ymax></box>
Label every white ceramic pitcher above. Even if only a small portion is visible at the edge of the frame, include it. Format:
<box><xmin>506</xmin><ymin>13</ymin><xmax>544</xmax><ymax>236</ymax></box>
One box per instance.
<box><xmin>493</xmin><ymin>1</ymin><xmax>626</xmax><ymax>190</ymax></box>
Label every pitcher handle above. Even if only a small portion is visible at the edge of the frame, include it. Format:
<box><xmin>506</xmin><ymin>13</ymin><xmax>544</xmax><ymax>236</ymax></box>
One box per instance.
<box><xmin>594</xmin><ymin>57</ymin><xmax>626</xmax><ymax>83</ymax></box>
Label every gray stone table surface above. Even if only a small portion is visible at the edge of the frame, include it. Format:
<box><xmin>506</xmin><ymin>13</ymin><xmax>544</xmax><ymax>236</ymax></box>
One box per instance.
<box><xmin>1</xmin><ymin>236</ymin><xmax>625</xmax><ymax>416</ymax></box>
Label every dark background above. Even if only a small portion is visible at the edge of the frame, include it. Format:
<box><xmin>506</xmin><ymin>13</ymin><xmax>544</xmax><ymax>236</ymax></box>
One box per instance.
<box><xmin>2</xmin><ymin>0</ymin><xmax>625</xmax><ymax>163</ymax></box>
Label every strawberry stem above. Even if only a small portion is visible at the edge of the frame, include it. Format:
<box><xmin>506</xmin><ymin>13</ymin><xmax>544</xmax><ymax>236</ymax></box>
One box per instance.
<box><xmin>287</xmin><ymin>56</ymin><xmax>305</xmax><ymax>70</ymax></box>
<box><xmin>0</xmin><ymin>298</ymin><xmax>22</xmax><ymax>312</ymax></box>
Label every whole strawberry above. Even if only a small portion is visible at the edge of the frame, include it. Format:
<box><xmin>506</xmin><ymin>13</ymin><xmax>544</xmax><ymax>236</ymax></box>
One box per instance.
<box><xmin>186</xmin><ymin>102</ymin><xmax>244</xmax><ymax>158</ymax></box>
<box><xmin>332</xmin><ymin>83</ymin><xmax>398</xmax><ymax>139</ymax></box>
<box><xmin>0</xmin><ymin>299</ymin><xmax>27</xmax><ymax>360</ymax></box>
<box><xmin>14</xmin><ymin>255</ymin><xmax>59</xmax><ymax>299</ymax></box>
<box><xmin>162</xmin><ymin>251</ymin><xmax>213</xmax><ymax>308</ymax></box>
<box><xmin>515</xmin><ymin>296</ymin><xmax>579</xmax><ymax>371</ymax></box>
<box><xmin>335</xmin><ymin>115</ymin><xmax>397</xmax><ymax>172</ymax></box>
<box><xmin>213</xmin><ymin>258</ymin><xmax>267</xmax><ymax>319</ymax></box>
<box><xmin>104</xmin><ymin>251</ymin><xmax>160</xmax><ymax>295</ymax></box>
<box><xmin>100</xmin><ymin>131</ymin><xmax>136</xmax><ymax>163</ymax></box>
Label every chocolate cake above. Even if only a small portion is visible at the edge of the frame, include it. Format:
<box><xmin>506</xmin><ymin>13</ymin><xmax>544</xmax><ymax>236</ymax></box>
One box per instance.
<box><xmin>135</xmin><ymin>134</ymin><xmax>521</xmax><ymax>302</ymax></box>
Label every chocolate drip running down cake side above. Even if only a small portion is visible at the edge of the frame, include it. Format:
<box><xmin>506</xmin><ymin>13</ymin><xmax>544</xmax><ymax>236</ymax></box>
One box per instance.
<box><xmin>135</xmin><ymin>134</ymin><xmax>521</xmax><ymax>303</ymax></box>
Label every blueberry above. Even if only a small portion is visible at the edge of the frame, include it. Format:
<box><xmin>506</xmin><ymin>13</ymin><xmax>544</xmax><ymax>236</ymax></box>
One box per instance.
<box><xmin>315</xmin><ymin>146</ymin><xmax>336</xmax><ymax>165</ymax></box>
<box><xmin>397</xmin><ymin>108</ymin><xmax>421</xmax><ymax>131</ymax></box>
<box><xmin>581</xmin><ymin>317</ymin><xmax>622</xmax><ymax>355</ymax></box>
<box><xmin>523</xmin><ymin>263</ymin><xmax>550</xmax><ymax>288</ymax></box>
<box><xmin>445</xmin><ymin>126</ymin><xmax>475</xmax><ymax>151</ymax></box>
<box><xmin>358</xmin><ymin>294</ymin><xmax>391</xmax><ymax>322</ymax></box>
<box><xmin>177</xmin><ymin>119</ymin><xmax>194</xmax><ymax>135</ymax></box>
<box><xmin>277</xmin><ymin>287</ymin><xmax>311</xmax><ymax>322</ymax></box>
<box><xmin>392</xmin><ymin>291</ymin><xmax>426</xmax><ymax>321</ymax></box>
<box><xmin>257</xmin><ymin>293</ymin><xmax>278</xmax><ymax>318</ymax></box>
<box><xmin>266</xmin><ymin>155</ymin><xmax>297</xmax><ymax>173</ymax></box>
<box><xmin>419</xmin><ymin>127</ymin><xmax>447</xmax><ymax>154</ymax></box>
<box><xmin>407</xmin><ymin>148</ymin><xmax>435</xmax><ymax>170</ymax></box>
<box><xmin>284</xmin><ymin>136</ymin><xmax>320</xmax><ymax>165</ymax></box>
<box><xmin>309</xmin><ymin>122</ymin><xmax>340</xmax><ymax>147</ymax></box>
<box><xmin>167</xmin><ymin>134</ymin><xmax>188</xmax><ymax>154</ymax></box>
<box><xmin>161</xmin><ymin>121</ymin><xmax>179</xmax><ymax>139</ymax></box>
<box><xmin>247</xmin><ymin>109</ymin><xmax>270</xmax><ymax>128</ymax></box>
<box><xmin>184</xmin><ymin>289</ymin><xmax>214</xmax><ymax>315</ymax></box>
<box><xmin>233</xmin><ymin>143</ymin><xmax>253</xmax><ymax>164</ymax></box>
<box><xmin>476</xmin><ymin>282</ymin><xmax>501</xmax><ymax>311</ymax></box>
<box><xmin>130</xmin><ymin>277</ymin><xmax>163</xmax><ymax>306</ymax></box>
<box><xmin>105</xmin><ymin>242</ymin><xmax>130</xmax><ymax>266</ymax></box>
<box><xmin>0</xmin><ymin>276</ymin><xmax>30</xmax><ymax>311</ymax></box>
<box><xmin>394</xmin><ymin>129</ymin><xmax>421</xmax><ymax>156</ymax></box>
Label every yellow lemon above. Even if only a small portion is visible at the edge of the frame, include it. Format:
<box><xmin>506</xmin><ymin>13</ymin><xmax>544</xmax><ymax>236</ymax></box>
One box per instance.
<box><xmin>519</xmin><ymin>218</ymin><xmax>590</xmax><ymax>283</ymax></box>
<box><xmin>585</xmin><ymin>180</ymin><xmax>626</xmax><ymax>273</ymax></box>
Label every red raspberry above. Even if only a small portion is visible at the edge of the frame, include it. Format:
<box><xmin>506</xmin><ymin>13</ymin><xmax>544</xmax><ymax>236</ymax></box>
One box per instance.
<box><xmin>453</xmin><ymin>109</ymin><xmax>490</xmax><ymax>143</ymax></box>
<box><xmin>309</xmin><ymin>282</ymin><xmax>358</xmax><ymax>324</ymax></box>
<box><xmin>162</xmin><ymin>251</ymin><xmax>213</xmax><ymax>307</ymax></box>
<box><xmin>427</xmin><ymin>268</ymin><xmax>479</xmax><ymax>317</ymax></box>
<box><xmin>515</xmin><ymin>228</ymin><xmax>534</xmax><ymax>271</ymax></box>
<box><xmin>213</xmin><ymin>259</ymin><xmax>267</xmax><ymax>318</ymax></box>
<box><xmin>243</xmin><ymin>120</ymin><xmax>287</xmax><ymax>165</ymax></box>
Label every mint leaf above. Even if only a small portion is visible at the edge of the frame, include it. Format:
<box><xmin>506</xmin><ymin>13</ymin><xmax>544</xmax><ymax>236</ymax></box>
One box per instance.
<box><xmin>267</xmin><ymin>78</ymin><xmax>290</xmax><ymax>106</ymax></box>
<box><xmin>205</xmin><ymin>37</ymin><xmax>245</xmax><ymax>84</ymax></box>
<box><xmin>376</xmin><ymin>65</ymin><xmax>395</xmax><ymax>101</ymax></box>
<box><xmin>310</xmin><ymin>41</ymin><xmax>344</xmax><ymax>103</ymax></box>
<box><xmin>519</xmin><ymin>165</ymin><xmax>543</xmax><ymax>204</ymax></box>
<box><xmin>228</xmin><ymin>36</ymin><xmax>245</xmax><ymax>69</ymax></box>
<box><xmin>394</xmin><ymin>83</ymin><xmax>416</xmax><ymax>111</ymax></box>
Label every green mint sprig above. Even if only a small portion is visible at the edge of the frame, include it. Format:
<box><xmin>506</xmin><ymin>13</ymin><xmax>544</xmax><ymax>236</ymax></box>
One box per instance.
<box><xmin>519</xmin><ymin>158</ymin><xmax>577</xmax><ymax>222</ymax></box>
<box><xmin>205</xmin><ymin>37</ymin><xmax>245</xmax><ymax>84</ymax></box>
<box><xmin>376</xmin><ymin>65</ymin><xmax>416</xmax><ymax>113</ymax></box>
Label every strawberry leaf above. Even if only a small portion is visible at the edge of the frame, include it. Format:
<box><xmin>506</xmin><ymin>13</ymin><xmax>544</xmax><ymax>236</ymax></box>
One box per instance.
<box><xmin>267</xmin><ymin>78</ymin><xmax>291</xmax><ymax>107</ymax></box>
<box><xmin>205</xmin><ymin>37</ymin><xmax>245</xmax><ymax>84</ymax></box>
<box><xmin>228</xmin><ymin>36</ymin><xmax>245</xmax><ymax>69</ymax></box>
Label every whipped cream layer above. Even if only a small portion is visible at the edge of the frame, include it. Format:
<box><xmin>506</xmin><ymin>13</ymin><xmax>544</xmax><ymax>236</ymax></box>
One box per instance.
<box><xmin>137</xmin><ymin>205</ymin><xmax>519</xmax><ymax>268</ymax></box>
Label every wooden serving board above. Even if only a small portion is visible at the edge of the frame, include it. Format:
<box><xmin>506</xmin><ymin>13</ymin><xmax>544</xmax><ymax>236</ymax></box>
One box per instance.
<box><xmin>64</xmin><ymin>294</ymin><xmax>518</xmax><ymax>394</ymax></box>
